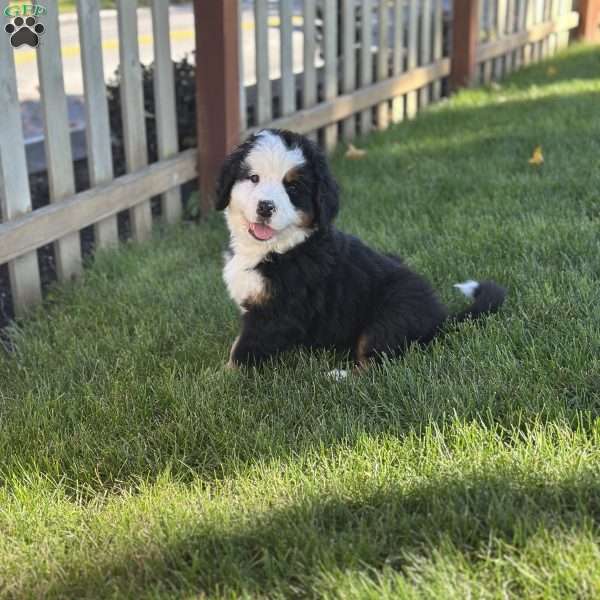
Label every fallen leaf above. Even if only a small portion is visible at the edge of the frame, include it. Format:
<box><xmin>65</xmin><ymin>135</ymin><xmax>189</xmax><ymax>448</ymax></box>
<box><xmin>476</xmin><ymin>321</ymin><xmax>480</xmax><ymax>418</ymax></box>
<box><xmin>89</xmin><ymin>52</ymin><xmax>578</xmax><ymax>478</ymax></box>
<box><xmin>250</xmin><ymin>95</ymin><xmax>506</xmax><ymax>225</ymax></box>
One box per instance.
<box><xmin>345</xmin><ymin>143</ymin><xmax>367</xmax><ymax>160</ymax></box>
<box><xmin>528</xmin><ymin>145</ymin><xmax>544</xmax><ymax>166</ymax></box>
<box><xmin>546</xmin><ymin>65</ymin><xmax>558</xmax><ymax>77</ymax></box>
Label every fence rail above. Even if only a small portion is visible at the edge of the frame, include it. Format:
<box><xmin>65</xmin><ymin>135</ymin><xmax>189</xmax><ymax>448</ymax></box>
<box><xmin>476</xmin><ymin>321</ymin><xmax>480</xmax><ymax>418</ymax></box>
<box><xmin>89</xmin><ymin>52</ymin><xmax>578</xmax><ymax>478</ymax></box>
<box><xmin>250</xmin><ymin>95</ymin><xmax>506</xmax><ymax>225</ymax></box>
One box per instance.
<box><xmin>0</xmin><ymin>0</ymin><xmax>598</xmax><ymax>321</ymax></box>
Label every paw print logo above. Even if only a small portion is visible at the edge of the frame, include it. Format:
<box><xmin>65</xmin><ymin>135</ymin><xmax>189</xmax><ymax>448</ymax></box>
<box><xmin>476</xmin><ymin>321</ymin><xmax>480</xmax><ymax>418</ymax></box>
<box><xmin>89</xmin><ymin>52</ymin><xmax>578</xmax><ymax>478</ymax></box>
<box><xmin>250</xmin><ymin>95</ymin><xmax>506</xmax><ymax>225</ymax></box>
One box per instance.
<box><xmin>5</xmin><ymin>16</ymin><xmax>45</xmax><ymax>48</ymax></box>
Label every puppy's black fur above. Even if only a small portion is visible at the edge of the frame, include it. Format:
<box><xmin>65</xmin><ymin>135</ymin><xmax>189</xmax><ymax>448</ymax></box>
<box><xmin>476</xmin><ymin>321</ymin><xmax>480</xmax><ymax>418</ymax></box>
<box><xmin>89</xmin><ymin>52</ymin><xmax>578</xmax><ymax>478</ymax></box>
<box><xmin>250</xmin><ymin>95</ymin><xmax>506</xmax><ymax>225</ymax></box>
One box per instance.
<box><xmin>218</xmin><ymin>129</ymin><xmax>506</xmax><ymax>368</ymax></box>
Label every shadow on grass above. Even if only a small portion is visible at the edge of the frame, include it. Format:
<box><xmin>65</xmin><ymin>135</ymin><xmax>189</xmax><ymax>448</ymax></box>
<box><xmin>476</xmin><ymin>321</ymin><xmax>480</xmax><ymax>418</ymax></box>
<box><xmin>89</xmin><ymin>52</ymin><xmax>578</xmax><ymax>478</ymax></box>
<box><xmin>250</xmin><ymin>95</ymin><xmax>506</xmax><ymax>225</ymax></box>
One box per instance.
<box><xmin>42</xmin><ymin>470</ymin><xmax>600</xmax><ymax>597</ymax></box>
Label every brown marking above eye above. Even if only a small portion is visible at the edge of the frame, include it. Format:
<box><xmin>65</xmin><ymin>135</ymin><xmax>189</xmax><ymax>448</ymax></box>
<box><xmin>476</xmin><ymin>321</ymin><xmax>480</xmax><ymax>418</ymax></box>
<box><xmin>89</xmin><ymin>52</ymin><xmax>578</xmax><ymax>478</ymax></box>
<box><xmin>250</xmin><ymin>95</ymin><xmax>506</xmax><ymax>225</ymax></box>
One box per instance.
<box><xmin>284</xmin><ymin>167</ymin><xmax>300</xmax><ymax>184</ymax></box>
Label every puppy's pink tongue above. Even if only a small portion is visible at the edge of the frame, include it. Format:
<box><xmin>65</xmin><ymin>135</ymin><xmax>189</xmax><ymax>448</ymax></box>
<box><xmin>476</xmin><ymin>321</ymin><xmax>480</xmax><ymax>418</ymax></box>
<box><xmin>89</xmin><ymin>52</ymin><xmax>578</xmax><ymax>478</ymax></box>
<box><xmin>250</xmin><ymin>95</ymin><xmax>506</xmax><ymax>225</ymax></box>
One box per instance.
<box><xmin>249</xmin><ymin>222</ymin><xmax>275</xmax><ymax>241</ymax></box>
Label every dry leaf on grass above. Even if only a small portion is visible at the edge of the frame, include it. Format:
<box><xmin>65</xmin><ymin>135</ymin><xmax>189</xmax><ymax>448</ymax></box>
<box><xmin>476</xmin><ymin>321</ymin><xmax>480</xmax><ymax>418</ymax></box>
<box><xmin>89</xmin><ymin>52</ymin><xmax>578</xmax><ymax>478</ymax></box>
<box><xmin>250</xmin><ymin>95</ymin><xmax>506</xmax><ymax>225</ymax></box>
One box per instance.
<box><xmin>345</xmin><ymin>143</ymin><xmax>367</xmax><ymax>160</ymax></box>
<box><xmin>528</xmin><ymin>145</ymin><xmax>544</xmax><ymax>166</ymax></box>
<box><xmin>546</xmin><ymin>65</ymin><xmax>558</xmax><ymax>77</ymax></box>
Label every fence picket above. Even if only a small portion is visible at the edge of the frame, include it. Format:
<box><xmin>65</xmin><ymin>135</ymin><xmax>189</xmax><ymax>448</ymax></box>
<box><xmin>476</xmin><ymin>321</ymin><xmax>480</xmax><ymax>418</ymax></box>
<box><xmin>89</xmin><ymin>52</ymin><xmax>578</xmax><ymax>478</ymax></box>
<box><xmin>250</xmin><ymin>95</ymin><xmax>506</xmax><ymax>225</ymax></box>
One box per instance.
<box><xmin>420</xmin><ymin>0</ymin><xmax>433</xmax><ymax>107</ymax></box>
<box><xmin>505</xmin><ymin>0</ymin><xmax>516</xmax><ymax>73</ymax></box>
<box><xmin>117</xmin><ymin>0</ymin><xmax>152</xmax><ymax>241</ymax></box>
<box><xmin>151</xmin><ymin>0</ymin><xmax>181</xmax><ymax>224</ymax></box>
<box><xmin>303</xmin><ymin>0</ymin><xmax>317</xmax><ymax>140</ymax></box>
<box><xmin>406</xmin><ymin>0</ymin><xmax>419</xmax><ymax>118</ymax></box>
<box><xmin>376</xmin><ymin>0</ymin><xmax>390</xmax><ymax>129</ymax></box>
<box><xmin>391</xmin><ymin>0</ymin><xmax>404</xmax><ymax>122</ymax></box>
<box><xmin>557</xmin><ymin>0</ymin><xmax>572</xmax><ymax>47</ymax></box>
<box><xmin>533</xmin><ymin>0</ymin><xmax>542</xmax><ymax>61</ymax></box>
<box><xmin>541</xmin><ymin>0</ymin><xmax>550</xmax><ymax>56</ymax></box>
<box><xmin>523</xmin><ymin>0</ymin><xmax>533</xmax><ymax>63</ymax></box>
<box><xmin>360</xmin><ymin>0</ymin><xmax>373</xmax><ymax>133</ymax></box>
<box><xmin>239</xmin><ymin>0</ymin><xmax>247</xmax><ymax>131</ymax></box>
<box><xmin>255</xmin><ymin>0</ymin><xmax>271</xmax><ymax>125</ymax></box>
<box><xmin>494</xmin><ymin>0</ymin><xmax>508</xmax><ymax>79</ymax></box>
<box><xmin>323</xmin><ymin>0</ymin><xmax>339</xmax><ymax>151</ymax></box>
<box><xmin>279</xmin><ymin>0</ymin><xmax>295</xmax><ymax>117</ymax></box>
<box><xmin>37</xmin><ymin>2</ymin><xmax>82</xmax><ymax>281</ymax></box>
<box><xmin>0</xmin><ymin>32</ymin><xmax>42</xmax><ymax>315</ymax></box>
<box><xmin>432</xmin><ymin>0</ymin><xmax>443</xmax><ymax>100</ymax></box>
<box><xmin>77</xmin><ymin>0</ymin><xmax>119</xmax><ymax>248</ymax></box>
<box><xmin>342</xmin><ymin>0</ymin><xmax>357</xmax><ymax>138</ymax></box>
<box><xmin>482</xmin><ymin>0</ymin><xmax>493</xmax><ymax>82</ymax></box>
<box><xmin>549</xmin><ymin>0</ymin><xmax>559</xmax><ymax>53</ymax></box>
<box><xmin>514</xmin><ymin>0</ymin><xmax>526</xmax><ymax>67</ymax></box>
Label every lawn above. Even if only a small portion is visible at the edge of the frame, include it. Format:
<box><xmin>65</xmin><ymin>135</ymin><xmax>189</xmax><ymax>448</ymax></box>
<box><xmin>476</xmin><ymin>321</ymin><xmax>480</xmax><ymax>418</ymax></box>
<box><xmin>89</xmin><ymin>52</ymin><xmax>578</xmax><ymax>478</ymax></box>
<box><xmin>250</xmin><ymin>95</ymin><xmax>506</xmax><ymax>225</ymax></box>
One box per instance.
<box><xmin>1</xmin><ymin>44</ymin><xmax>599</xmax><ymax>598</ymax></box>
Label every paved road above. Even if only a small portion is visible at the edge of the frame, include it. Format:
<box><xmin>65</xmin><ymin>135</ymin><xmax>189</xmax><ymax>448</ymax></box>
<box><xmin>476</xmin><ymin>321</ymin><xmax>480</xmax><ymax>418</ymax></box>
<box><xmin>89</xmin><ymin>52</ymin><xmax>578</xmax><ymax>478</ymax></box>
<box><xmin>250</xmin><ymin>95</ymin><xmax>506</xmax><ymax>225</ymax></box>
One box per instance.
<box><xmin>14</xmin><ymin>3</ymin><xmax>306</xmax><ymax>140</ymax></box>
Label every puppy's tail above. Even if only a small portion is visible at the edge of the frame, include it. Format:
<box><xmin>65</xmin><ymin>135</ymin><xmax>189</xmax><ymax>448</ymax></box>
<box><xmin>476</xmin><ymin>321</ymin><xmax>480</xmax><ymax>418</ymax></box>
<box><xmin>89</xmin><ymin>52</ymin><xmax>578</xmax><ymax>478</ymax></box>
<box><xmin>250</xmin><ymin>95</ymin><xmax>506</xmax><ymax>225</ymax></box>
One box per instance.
<box><xmin>451</xmin><ymin>280</ymin><xmax>507</xmax><ymax>323</ymax></box>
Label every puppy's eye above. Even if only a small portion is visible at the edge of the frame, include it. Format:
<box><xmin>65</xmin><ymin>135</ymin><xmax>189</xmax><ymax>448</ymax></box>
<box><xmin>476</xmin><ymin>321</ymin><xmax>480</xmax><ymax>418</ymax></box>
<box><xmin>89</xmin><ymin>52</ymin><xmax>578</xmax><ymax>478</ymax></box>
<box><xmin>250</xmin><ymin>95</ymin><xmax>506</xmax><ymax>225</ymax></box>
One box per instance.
<box><xmin>249</xmin><ymin>174</ymin><xmax>260</xmax><ymax>184</ymax></box>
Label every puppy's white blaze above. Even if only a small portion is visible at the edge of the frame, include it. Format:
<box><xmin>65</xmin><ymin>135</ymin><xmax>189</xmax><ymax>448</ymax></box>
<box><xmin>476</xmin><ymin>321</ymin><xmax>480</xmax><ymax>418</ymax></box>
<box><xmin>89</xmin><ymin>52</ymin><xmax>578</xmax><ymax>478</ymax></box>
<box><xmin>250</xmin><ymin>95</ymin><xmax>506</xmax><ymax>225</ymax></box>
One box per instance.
<box><xmin>248</xmin><ymin>130</ymin><xmax>305</xmax><ymax>179</ymax></box>
<box><xmin>453</xmin><ymin>280</ymin><xmax>479</xmax><ymax>299</ymax></box>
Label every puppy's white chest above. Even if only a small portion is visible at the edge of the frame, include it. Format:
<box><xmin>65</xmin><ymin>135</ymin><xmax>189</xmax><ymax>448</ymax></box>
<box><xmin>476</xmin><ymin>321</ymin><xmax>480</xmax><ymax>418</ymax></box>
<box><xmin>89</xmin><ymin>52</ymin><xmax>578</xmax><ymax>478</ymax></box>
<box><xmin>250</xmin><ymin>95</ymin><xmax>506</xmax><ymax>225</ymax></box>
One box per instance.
<box><xmin>223</xmin><ymin>253</ymin><xmax>267</xmax><ymax>311</ymax></box>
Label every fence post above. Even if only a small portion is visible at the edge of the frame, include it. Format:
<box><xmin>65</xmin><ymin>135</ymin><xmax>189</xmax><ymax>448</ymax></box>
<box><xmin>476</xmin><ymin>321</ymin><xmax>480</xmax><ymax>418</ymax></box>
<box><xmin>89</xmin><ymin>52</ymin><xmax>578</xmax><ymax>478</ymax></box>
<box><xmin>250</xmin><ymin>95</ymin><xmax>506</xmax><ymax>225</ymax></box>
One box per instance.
<box><xmin>450</xmin><ymin>0</ymin><xmax>480</xmax><ymax>90</ymax></box>
<box><xmin>577</xmin><ymin>0</ymin><xmax>600</xmax><ymax>42</ymax></box>
<box><xmin>194</xmin><ymin>1</ymin><xmax>241</xmax><ymax>216</ymax></box>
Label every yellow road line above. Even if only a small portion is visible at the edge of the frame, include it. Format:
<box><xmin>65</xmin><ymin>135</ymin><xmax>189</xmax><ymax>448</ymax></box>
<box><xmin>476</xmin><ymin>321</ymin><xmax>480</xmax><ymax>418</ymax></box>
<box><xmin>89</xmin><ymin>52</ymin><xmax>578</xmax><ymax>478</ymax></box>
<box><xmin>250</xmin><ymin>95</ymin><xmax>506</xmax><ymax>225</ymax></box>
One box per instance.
<box><xmin>15</xmin><ymin>29</ymin><xmax>195</xmax><ymax>65</ymax></box>
<box><xmin>13</xmin><ymin>16</ymin><xmax>304</xmax><ymax>66</ymax></box>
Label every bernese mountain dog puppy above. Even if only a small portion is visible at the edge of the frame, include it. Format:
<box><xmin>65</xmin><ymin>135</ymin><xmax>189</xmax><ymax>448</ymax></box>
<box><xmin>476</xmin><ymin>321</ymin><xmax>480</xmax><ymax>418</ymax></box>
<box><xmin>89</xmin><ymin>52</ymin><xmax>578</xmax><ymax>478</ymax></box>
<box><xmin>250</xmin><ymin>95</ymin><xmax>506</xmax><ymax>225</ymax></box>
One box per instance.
<box><xmin>217</xmin><ymin>129</ymin><xmax>506</xmax><ymax>371</ymax></box>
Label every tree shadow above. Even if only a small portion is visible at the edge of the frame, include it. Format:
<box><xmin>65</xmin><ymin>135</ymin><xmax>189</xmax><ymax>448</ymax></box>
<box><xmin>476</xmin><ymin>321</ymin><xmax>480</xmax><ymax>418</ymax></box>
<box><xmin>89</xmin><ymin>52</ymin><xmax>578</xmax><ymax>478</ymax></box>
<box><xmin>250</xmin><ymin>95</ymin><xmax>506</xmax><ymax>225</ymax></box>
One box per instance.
<box><xmin>39</xmin><ymin>468</ymin><xmax>600</xmax><ymax>597</ymax></box>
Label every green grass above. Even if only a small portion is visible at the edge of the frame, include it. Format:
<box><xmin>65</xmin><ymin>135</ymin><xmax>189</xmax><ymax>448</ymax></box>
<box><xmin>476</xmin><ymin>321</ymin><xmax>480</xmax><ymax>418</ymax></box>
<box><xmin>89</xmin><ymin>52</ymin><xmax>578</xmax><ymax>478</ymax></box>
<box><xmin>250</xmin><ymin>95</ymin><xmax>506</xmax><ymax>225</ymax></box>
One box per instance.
<box><xmin>1</xmin><ymin>44</ymin><xmax>600</xmax><ymax>598</ymax></box>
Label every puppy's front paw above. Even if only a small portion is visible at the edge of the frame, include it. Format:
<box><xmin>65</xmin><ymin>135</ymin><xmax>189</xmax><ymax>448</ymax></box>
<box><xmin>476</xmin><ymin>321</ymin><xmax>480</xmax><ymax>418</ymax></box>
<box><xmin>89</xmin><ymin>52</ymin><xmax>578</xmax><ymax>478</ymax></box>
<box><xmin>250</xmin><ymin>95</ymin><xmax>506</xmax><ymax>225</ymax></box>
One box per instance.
<box><xmin>226</xmin><ymin>335</ymin><xmax>241</xmax><ymax>370</ymax></box>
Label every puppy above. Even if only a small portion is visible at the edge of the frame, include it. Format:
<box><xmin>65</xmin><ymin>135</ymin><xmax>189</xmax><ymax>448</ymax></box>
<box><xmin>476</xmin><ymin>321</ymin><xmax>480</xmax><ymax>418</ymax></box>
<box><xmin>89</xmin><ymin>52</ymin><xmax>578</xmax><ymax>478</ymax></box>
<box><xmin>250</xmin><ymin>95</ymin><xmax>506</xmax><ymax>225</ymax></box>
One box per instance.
<box><xmin>217</xmin><ymin>129</ymin><xmax>506</xmax><ymax>369</ymax></box>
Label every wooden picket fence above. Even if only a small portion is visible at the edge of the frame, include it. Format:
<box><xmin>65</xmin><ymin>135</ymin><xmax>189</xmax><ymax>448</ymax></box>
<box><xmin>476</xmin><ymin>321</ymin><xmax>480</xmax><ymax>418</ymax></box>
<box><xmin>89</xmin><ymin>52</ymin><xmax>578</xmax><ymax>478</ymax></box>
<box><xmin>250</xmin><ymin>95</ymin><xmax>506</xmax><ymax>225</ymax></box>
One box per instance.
<box><xmin>1</xmin><ymin>0</ymin><xmax>598</xmax><ymax>321</ymax></box>
<box><xmin>477</xmin><ymin>0</ymin><xmax>578</xmax><ymax>83</ymax></box>
<box><xmin>242</xmin><ymin>0</ymin><xmax>449</xmax><ymax>147</ymax></box>
<box><xmin>0</xmin><ymin>0</ymin><xmax>195</xmax><ymax>319</ymax></box>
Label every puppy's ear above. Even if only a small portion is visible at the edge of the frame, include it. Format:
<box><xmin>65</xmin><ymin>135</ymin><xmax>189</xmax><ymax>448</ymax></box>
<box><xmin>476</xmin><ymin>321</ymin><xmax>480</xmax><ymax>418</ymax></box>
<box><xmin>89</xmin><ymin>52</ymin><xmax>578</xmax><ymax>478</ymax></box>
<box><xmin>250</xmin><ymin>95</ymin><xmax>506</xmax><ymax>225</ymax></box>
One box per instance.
<box><xmin>308</xmin><ymin>140</ymin><xmax>339</xmax><ymax>229</ymax></box>
<box><xmin>215</xmin><ymin>140</ymin><xmax>251</xmax><ymax>211</ymax></box>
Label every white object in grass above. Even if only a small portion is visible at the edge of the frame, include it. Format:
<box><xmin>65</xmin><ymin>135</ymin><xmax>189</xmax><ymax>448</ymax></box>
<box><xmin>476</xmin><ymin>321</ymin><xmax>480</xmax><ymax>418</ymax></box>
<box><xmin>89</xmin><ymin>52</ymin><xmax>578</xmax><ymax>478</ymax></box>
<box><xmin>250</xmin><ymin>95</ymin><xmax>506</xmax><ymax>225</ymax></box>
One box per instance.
<box><xmin>327</xmin><ymin>369</ymin><xmax>349</xmax><ymax>381</ymax></box>
<box><xmin>453</xmin><ymin>280</ymin><xmax>479</xmax><ymax>299</ymax></box>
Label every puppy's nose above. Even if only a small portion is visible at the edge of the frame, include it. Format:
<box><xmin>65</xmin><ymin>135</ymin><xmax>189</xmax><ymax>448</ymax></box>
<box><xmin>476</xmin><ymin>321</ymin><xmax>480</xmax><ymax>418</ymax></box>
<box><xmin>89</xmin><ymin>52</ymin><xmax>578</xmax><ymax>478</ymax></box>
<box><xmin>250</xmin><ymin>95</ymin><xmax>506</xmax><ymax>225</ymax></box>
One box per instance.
<box><xmin>256</xmin><ymin>200</ymin><xmax>275</xmax><ymax>219</ymax></box>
